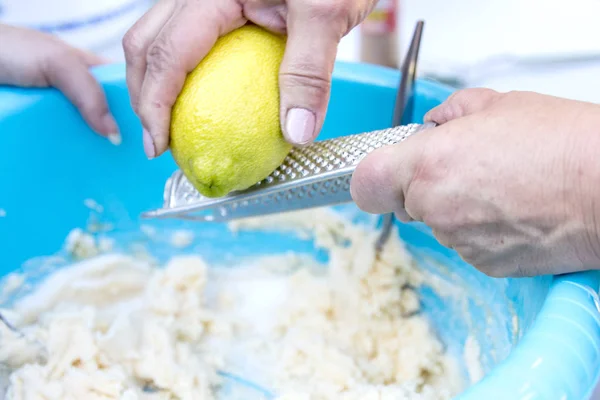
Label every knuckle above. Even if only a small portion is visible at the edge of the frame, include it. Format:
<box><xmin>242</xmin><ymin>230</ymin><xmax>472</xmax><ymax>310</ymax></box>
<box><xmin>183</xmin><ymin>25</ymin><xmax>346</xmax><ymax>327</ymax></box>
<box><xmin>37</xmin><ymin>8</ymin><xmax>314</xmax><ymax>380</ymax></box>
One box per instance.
<box><xmin>447</xmin><ymin>88</ymin><xmax>484</xmax><ymax>107</ymax></box>
<box><xmin>306</xmin><ymin>0</ymin><xmax>347</xmax><ymax>20</ymax></box>
<box><xmin>470</xmin><ymin>87</ymin><xmax>500</xmax><ymax>104</ymax></box>
<box><xmin>439</xmin><ymin>87</ymin><xmax>499</xmax><ymax>119</ymax></box>
<box><xmin>280</xmin><ymin>67</ymin><xmax>331</xmax><ymax>98</ymax></box>
<box><xmin>122</xmin><ymin>29</ymin><xmax>147</xmax><ymax>60</ymax></box>
<box><xmin>40</xmin><ymin>48</ymin><xmax>76</xmax><ymax>81</ymax></box>
<box><xmin>145</xmin><ymin>35</ymin><xmax>179</xmax><ymax>76</ymax></box>
<box><xmin>444</xmin><ymin>89</ymin><xmax>470</xmax><ymax>109</ymax></box>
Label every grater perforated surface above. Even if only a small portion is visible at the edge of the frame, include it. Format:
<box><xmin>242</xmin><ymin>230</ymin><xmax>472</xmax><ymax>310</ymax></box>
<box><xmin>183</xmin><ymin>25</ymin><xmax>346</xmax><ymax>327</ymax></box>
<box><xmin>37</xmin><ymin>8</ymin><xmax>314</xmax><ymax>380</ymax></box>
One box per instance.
<box><xmin>142</xmin><ymin>123</ymin><xmax>432</xmax><ymax>221</ymax></box>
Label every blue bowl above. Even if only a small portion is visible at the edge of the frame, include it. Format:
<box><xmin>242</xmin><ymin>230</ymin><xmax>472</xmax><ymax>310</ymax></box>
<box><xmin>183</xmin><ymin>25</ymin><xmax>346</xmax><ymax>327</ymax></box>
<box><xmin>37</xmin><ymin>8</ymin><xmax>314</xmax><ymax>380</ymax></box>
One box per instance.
<box><xmin>1</xmin><ymin>62</ymin><xmax>599</xmax><ymax>399</ymax></box>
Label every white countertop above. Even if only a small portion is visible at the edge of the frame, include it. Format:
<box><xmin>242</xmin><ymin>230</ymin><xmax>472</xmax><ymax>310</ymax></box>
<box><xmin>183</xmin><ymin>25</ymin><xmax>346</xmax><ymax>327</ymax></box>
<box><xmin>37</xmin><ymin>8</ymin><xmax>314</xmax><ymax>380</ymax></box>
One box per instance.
<box><xmin>338</xmin><ymin>0</ymin><xmax>600</xmax><ymax>103</ymax></box>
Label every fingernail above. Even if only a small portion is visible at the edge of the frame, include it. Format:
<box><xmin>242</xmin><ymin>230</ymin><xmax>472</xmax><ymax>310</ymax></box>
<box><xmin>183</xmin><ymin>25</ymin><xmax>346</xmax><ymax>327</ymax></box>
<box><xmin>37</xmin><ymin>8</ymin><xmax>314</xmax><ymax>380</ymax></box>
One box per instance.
<box><xmin>101</xmin><ymin>113</ymin><xmax>121</xmax><ymax>143</ymax></box>
<box><xmin>285</xmin><ymin>108</ymin><xmax>316</xmax><ymax>145</ymax></box>
<box><xmin>143</xmin><ymin>128</ymin><xmax>156</xmax><ymax>159</ymax></box>
<box><xmin>107</xmin><ymin>132</ymin><xmax>122</xmax><ymax>146</ymax></box>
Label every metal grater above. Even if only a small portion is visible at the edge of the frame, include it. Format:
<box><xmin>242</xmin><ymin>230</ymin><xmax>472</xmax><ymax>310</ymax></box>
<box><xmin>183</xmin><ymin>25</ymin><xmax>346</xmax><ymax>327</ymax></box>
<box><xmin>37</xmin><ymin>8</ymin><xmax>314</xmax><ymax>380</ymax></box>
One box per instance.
<box><xmin>142</xmin><ymin>122</ymin><xmax>435</xmax><ymax>222</ymax></box>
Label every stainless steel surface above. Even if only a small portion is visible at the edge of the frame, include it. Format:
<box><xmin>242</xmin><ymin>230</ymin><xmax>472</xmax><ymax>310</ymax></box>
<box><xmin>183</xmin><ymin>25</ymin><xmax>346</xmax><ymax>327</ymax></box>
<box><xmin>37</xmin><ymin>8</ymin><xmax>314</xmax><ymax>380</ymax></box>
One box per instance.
<box><xmin>376</xmin><ymin>20</ymin><xmax>425</xmax><ymax>252</ymax></box>
<box><xmin>375</xmin><ymin>213</ymin><xmax>396</xmax><ymax>252</ymax></box>
<box><xmin>0</xmin><ymin>312</ymin><xmax>18</xmax><ymax>334</ymax></box>
<box><xmin>142</xmin><ymin>123</ymin><xmax>434</xmax><ymax>222</ymax></box>
<box><xmin>393</xmin><ymin>21</ymin><xmax>424</xmax><ymax>127</ymax></box>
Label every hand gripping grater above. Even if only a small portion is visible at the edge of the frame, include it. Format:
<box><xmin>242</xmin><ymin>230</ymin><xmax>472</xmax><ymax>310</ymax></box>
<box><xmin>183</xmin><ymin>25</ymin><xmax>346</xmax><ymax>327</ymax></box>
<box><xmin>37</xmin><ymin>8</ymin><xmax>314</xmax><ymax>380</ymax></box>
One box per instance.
<box><xmin>141</xmin><ymin>122</ymin><xmax>435</xmax><ymax>222</ymax></box>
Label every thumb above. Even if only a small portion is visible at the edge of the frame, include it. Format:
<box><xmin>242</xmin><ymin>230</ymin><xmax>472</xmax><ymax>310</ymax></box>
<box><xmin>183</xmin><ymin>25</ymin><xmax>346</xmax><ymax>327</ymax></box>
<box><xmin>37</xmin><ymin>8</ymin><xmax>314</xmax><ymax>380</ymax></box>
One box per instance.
<box><xmin>279</xmin><ymin>4</ymin><xmax>344</xmax><ymax>145</ymax></box>
<box><xmin>351</xmin><ymin>126</ymin><xmax>438</xmax><ymax>220</ymax></box>
<box><xmin>424</xmin><ymin>87</ymin><xmax>500</xmax><ymax>124</ymax></box>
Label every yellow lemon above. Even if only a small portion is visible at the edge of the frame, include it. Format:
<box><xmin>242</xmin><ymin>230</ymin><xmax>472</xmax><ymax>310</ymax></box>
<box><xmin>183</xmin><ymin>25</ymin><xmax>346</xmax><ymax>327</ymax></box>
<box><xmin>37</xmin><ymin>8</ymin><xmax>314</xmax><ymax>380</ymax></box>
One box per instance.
<box><xmin>170</xmin><ymin>24</ymin><xmax>291</xmax><ymax>198</ymax></box>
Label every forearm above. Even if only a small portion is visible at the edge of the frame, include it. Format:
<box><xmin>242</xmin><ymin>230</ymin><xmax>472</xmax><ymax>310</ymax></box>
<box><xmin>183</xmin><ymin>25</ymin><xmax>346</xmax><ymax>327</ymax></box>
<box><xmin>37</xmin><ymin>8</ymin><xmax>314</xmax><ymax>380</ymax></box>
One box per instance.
<box><xmin>567</xmin><ymin>101</ymin><xmax>600</xmax><ymax>269</ymax></box>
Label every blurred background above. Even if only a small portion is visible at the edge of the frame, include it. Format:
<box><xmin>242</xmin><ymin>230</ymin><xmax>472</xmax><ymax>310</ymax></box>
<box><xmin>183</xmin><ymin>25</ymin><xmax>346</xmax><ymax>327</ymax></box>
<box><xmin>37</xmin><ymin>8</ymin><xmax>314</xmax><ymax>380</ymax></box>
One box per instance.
<box><xmin>1</xmin><ymin>0</ymin><xmax>600</xmax><ymax>103</ymax></box>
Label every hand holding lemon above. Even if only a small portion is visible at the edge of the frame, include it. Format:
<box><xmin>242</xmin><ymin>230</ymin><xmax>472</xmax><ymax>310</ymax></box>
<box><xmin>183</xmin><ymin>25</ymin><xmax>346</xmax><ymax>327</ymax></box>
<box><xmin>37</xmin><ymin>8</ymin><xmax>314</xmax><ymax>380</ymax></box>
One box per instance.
<box><xmin>123</xmin><ymin>0</ymin><xmax>378</xmax><ymax>160</ymax></box>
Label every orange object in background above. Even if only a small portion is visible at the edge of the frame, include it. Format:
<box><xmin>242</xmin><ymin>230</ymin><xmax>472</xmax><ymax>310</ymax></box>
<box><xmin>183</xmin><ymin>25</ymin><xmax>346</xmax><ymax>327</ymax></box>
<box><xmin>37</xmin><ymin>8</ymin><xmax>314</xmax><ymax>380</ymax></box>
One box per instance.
<box><xmin>360</xmin><ymin>0</ymin><xmax>398</xmax><ymax>68</ymax></box>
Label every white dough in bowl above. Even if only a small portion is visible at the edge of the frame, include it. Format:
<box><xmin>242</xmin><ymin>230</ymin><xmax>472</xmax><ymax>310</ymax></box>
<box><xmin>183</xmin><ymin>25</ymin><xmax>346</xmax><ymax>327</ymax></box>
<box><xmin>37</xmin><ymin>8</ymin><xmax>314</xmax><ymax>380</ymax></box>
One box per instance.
<box><xmin>0</xmin><ymin>209</ymin><xmax>473</xmax><ymax>399</ymax></box>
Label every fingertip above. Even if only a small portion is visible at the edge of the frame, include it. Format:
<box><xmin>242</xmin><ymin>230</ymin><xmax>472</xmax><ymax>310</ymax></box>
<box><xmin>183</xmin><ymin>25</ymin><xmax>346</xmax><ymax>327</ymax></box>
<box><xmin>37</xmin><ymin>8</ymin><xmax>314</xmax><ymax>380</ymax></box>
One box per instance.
<box><xmin>422</xmin><ymin>103</ymin><xmax>452</xmax><ymax>125</ymax></box>
<box><xmin>136</xmin><ymin>91</ymin><xmax>173</xmax><ymax>157</ymax></box>
<box><xmin>107</xmin><ymin>132</ymin><xmax>122</xmax><ymax>146</ymax></box>
<box><xmin>153</xmin><ymin>133</ymin><xmax>169</xmax><ymax>157</ymax></box>
<box><xmin>99</xmin><ymin>113</ymin><xmax>122</xmax><ymax>145</ymax></box>
<box><xmin>278</xmin><ymin>74</ymin><xmax>328</xmax><ymax>145</ymax></box>
<box><xmin>423</xmin><ymin>108</ymin><xmax>436</xmax><ymax>123</ymax></box>
<box><xmin>89</xmin><ymin>112</ymin><xmax>123</xmax><ymax>146</ymax></box>
<box><xmin>283</xmin><ymin>107</ymin><xmax>316</xmax><ymax>145</ymax></box>
<box><xmin>142</xmin><ymin>128</ymin><xmax>156</xmax><ymax>159</ymax></box>
<box><xmin>138</xmin><ymin>106</ymin><xmax>169</xmax><ymax>157</ymax></box>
